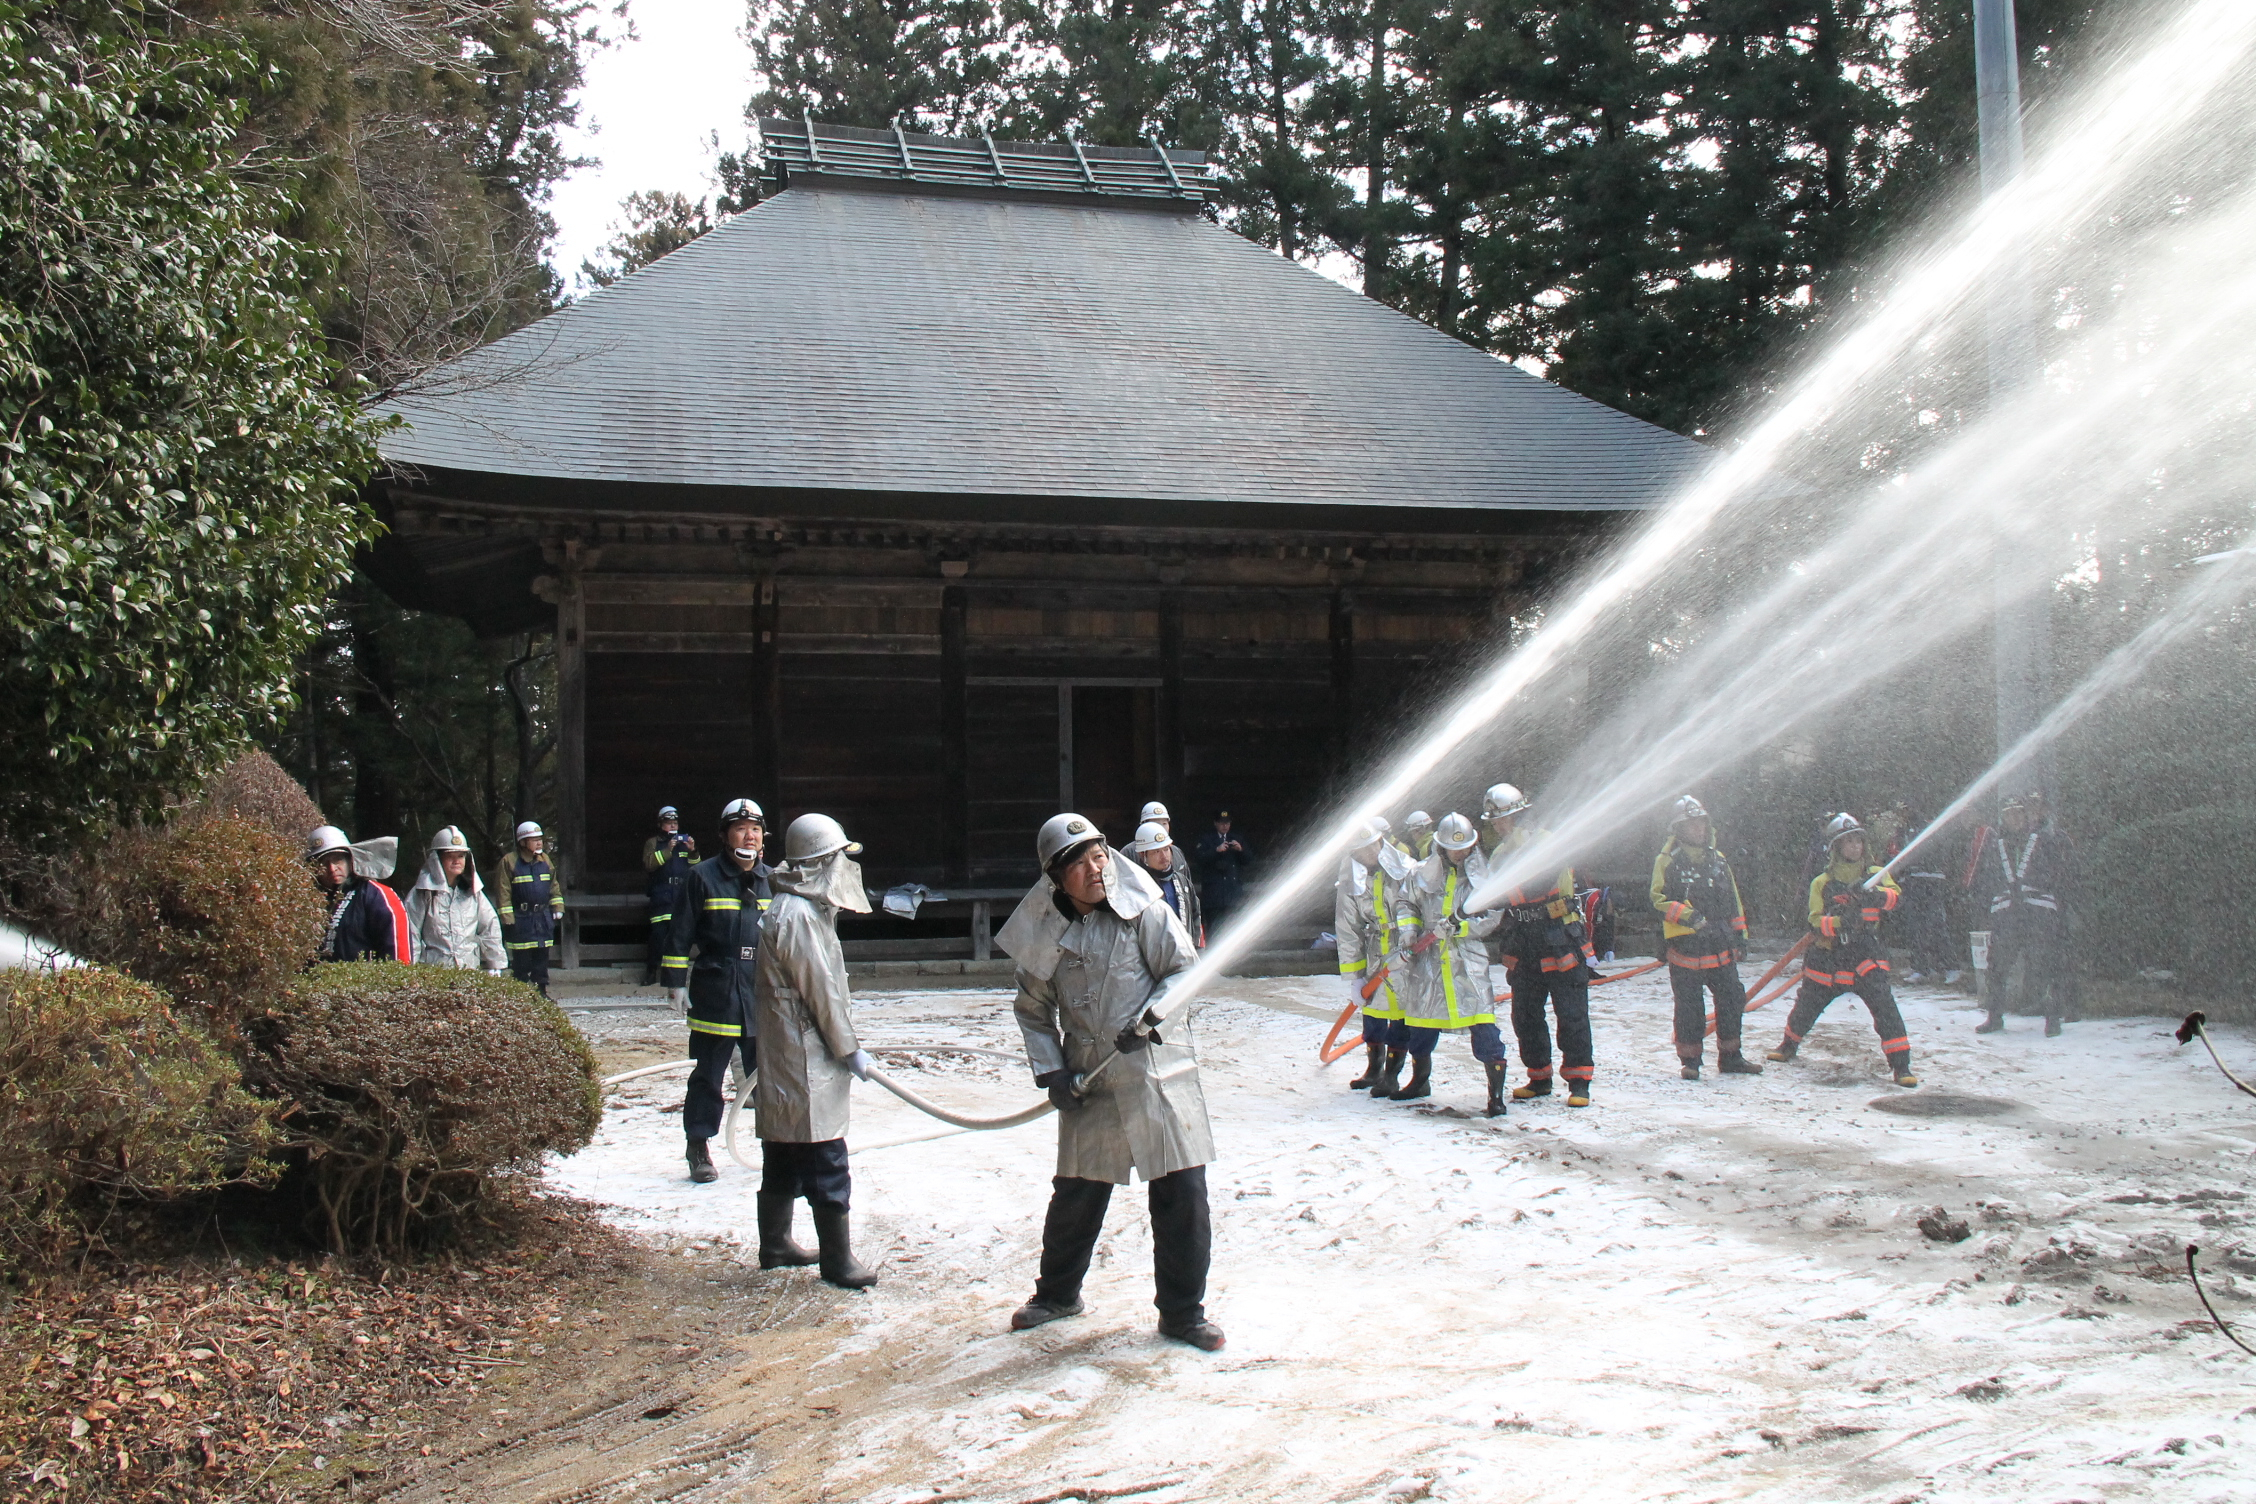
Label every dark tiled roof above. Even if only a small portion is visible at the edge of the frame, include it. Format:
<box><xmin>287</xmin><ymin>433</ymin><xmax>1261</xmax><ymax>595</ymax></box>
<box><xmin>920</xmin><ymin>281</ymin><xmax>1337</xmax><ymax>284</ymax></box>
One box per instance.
<box><xmin>380</xmin><ymin>180</ymin><xmax>1706</xmax><ymax>517</ymax></box>
<box><xmin>758</xmin><ymin>117</ymin><xmax>1212</xmax><ymax>204</ymax></box>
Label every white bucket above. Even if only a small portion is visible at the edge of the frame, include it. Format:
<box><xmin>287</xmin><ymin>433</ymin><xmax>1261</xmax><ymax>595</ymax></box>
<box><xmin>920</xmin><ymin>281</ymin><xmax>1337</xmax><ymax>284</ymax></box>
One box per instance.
<box><xmin>1968</xmin><ymin>930</ymin><xmax>1992</xmax><ymax>971</ymax></box>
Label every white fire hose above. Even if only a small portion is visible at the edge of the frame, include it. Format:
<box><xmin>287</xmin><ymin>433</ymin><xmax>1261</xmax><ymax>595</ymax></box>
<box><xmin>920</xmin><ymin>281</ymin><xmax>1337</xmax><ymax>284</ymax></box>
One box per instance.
<box><xmin>600</xmin><ymin>1045</ymin><xmax>1056</xmax><ymax>1173</ymax></box>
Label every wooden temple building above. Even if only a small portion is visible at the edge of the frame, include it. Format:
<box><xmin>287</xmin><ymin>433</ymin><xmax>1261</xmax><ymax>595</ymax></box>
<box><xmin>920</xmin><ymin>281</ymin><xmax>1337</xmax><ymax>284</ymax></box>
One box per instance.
<box><xmin>368</xmin><ymin>120</ymin><xmax>1704</xmax><ymax>934</ymax></box>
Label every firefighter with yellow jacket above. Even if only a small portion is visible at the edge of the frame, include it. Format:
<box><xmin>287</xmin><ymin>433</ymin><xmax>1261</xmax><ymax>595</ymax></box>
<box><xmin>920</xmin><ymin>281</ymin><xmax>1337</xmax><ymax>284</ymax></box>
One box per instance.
<box><xmin>1651</xmin><ymin>796</ymin><xmax>1760</xmax><ymax>1080</ymax></box>
<box><xmin>1333</xmin><ymin>818</ymin><xmax>1421</xmax><ymax>1096</ymax></box>
<box><xmin>1767</xmin><ymin>814</ymin><xmax>1918</xmax><ymax>1088</ymax></box>
<box><xmin>1402</xmin><ymin>813</ymin><xmax>1509</xmax><ymax>1114</ymax></box>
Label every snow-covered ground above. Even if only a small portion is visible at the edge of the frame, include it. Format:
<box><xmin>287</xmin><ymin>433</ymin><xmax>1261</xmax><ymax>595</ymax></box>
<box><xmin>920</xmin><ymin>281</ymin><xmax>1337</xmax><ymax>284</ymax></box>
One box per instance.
<box><xmin>548</xmin><ymin>969</ymin><xmax>2256</xmax><ymax>1503</ymax></box>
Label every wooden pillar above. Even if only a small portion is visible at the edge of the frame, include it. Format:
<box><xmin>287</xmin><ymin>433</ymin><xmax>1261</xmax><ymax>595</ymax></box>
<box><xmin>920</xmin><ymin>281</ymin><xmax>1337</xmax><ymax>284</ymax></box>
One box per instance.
<box><xmin>752</xmin><ymin>573</ymin><xmax>781</xmax><ymax>810</ymax></box>
<box><xmin>940</xmin><ymin>585</ymin><xmax>969</xmax><ymax>883</ymax></box>
<box><xmin>1158</xmin><ymin>597</ymin><xmax>1185</xmax><ymax>804</ymax></box>
<box><xmin>554</xmin><ymin>557</ymin><xmax>586</xmax><ymax>969</ymax></box>
<box><xmin>1329</xmin><ymin>589</ymin><xmax>1356</xmax><ymax>785</ymax></box>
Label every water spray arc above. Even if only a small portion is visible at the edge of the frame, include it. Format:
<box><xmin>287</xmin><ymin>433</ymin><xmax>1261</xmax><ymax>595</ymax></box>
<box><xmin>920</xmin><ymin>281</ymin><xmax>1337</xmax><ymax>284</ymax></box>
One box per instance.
<box><xmin>1874</xmin><ymin>540</ymin><xmax>2256</xmax><ymax>887</ymax></box>
<box><xmin>1154</xmin><ymin>0</ymin><xmax>2256</xmax><ymax>1012</ymax></box>
<box><xmin>1467</xmin><ymin>220</ymin><xmax>2256</xmax><ymax>917</ymax></box>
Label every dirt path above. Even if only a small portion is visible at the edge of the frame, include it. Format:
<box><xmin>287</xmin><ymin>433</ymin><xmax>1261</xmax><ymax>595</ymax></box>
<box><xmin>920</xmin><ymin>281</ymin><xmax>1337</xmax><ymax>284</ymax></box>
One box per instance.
<box><xmin>376</xmin><ymin>977</ymin><xmax>2256</xmax><ymax>1504</ymax></box>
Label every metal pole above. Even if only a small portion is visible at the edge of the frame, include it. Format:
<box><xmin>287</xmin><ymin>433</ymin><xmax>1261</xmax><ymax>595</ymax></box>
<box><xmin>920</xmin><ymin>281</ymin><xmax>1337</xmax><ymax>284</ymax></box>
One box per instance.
<box><xmin>1975</xmin><ymin>0</ymin><xmax>2053</xmax><ymax>802</ymax></box>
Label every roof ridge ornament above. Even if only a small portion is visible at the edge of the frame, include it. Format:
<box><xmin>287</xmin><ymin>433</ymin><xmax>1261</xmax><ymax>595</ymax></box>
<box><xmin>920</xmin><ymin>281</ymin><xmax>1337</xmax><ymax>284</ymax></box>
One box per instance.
<box><xmin>759</xmin><ymin>117</ymin><xmax>1211</xmax><ymax>205</ymax></box>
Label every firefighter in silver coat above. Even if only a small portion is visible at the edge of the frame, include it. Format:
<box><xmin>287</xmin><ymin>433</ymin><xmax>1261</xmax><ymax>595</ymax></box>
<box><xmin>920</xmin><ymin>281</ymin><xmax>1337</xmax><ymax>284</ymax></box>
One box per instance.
<box><xmin>996</xmin><ymin>812</ymin><xmax>1223</xmax><ymax>1351</ymax></box>
<box><xmin>405</xmin><ymin>826</ymin><xmax>505</xmax><ymax>971</ymax></box>
<box><xmin>750</xmin><ymin>812</ymin><xmax>879</xmax><ymax>1289</ymax></box>
<box><xmin>1402</xmin><ymin>813</ymin><xmax>1510</xmax><ymax>1113</ymax></box>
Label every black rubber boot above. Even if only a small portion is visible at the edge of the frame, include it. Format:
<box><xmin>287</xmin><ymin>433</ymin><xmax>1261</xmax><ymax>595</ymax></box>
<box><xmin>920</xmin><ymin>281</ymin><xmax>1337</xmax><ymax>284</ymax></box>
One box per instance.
<box><xmin>1680</xmin><ymin>1061</ymin><xmax>1701</xmax><ymax>1080</ymax></box>
<box><xmin>1484</xmin><ymin>1061</ymin><xmax>1509</xmax><ymax>1117</ymax></box>
<box><xmin>1010</xmin><ymin>1296</ymin><xmax>1086</xmax><ymax>1331</ymax></box>
<box><xmin>1511</xmin><ymin>1077</ymin><xmax>1552</xmax><ymax>1101</ymax></box>
<box><xmin>2044</xmin><ymin>1016</ymin><xmax>2063</xmax><ymax>1038</ymax></box>
<box><xmin>1976</xmin><ymin>1011</ymin><xmax>2005</xmax><ymax>1034</ymax></box>
<box><xmin>1348</xmin><ymin>1043</ymin><xmax>1385</xmax><ymax>1090</ymax></box>
<box><xmin>1370</xmin><ymin>1048</ymin><xmax>1405</xmax><ymax>1099</ymax></box>
<box><xmin>1765</xmin><ymin>1041</ymin><xmax>1797</xmax><ymax>1063</ymax></box>
<box><xmin>1158</xmin><ymin>1318</ymin><xmax>1227</xmax><ymax>1351</ymax></box>
<box><xmin>811</xmin><ymin>1205</ymin><xmax>877</xmax><ymax>1289</ymax></box>
<box><xmin>686</xmin><ymin>1136</ymin><xmax>718</xmax><ymax>1184</ymax></box>
<box><xmin>1391</xmin><ymin>1054</ymin><xmax>1433</xmax><ymax>1101</ymax></box>
<box><xmin>1718</xmin><ymin>1050</ymin><xmax>1763</xmax><ymax>1075</ymax></box>
<box><xmin>756</xmin><ymin>1192</ymin><xmax>817</xmax><ymax>1269</ymax></box>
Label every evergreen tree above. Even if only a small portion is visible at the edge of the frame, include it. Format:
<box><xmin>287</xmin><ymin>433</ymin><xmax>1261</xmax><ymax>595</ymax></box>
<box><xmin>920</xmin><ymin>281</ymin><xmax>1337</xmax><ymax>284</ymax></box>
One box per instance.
<box><xmin>747</xmin><ymin>0</ymin><xmax>1012</xmax><ymax>131</ymax></box>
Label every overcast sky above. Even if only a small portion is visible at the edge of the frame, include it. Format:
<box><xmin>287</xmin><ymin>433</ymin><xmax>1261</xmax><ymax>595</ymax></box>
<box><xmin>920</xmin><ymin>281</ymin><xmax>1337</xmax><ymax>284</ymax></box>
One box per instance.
<box><xmin>547</xmin><ymin>0</ymin><xmax>756</xmax><ymax>290</ymax></box>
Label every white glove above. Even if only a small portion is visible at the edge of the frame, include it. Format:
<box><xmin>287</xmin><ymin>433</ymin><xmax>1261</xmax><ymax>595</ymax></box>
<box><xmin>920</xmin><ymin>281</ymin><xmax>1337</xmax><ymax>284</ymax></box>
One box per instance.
<box><xmin>484</xmin><ymin>967</ymin><xmax>505</xmax><ymax>977</ymax></box>
<box><xmin>666</xmin><ymin>987</ymin><xmax>689</xmax><ymax>1015</ymax></box>
<box><xmin>845</xmin><ymin>1049</ymin><xmax>874</xmax><ymax>1081</ymax></box>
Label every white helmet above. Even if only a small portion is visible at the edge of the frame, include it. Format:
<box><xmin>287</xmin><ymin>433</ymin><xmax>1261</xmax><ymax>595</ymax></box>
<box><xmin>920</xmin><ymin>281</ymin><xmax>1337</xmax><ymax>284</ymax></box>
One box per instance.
<box><xmin>1126</xmin><ymin>820</ymin><xmax>1172</xmax><ymax>855</ymax></box>
<box><xmin>1404</xmin><ymin>809</ymin><xmax>1435</xmax><ymax>834</ymax></box>
<box><xmin>430</xmin><ymin>825</ymin><xmax>472</xmax><ymax>854</ymax></box>
<box><xmin>514</xmin><ymin>821</ymin><xmax>543</xmax><ymax>842</ymax></box>
<box><xmin>1139</xmin><ymin>800</ymin><xmax>1170</xmax><ymax>824</ymax></box>
<box><xmin>1037</xmin><ymin>812</ymin><xmax>1104</xmax><ymax>871</ymax></box>
<box><xmin>783</xmin><ymin>812</ymin><xmax>859</xmax><ymax>862</ymax></box>
<box><xmin>657</xmin><ymin>804</ymin><xmax>679</xmax><ymax>820</ymax></box>
<box><xmin>1435</xmin><ymin>812</ymin><xmax>1480</xmax><ymax>853</ymax></box>
<box><xmin>1671</xmin><ymin>795</ymin><xmax>1708</xmax><ymax>828</ymax></box>
<box><xmin>1351</xmin><ymin>817</ymin><xmax>1390</xmax><ymax>849</ymax></box>
<box><xmin>720</xmin><ymin>797</ymin><xmax>765</xmax><ymax>828</ymax></box>
<box><xmin>1824</xmin><ymin>812</ymin><xmax>1865</xmax><ymax>851</ymax></box>
<box><xmin>305</xmin><ymin>825</ymin><xmax>351</xmax><ymax>862</ymax></box>
<box><xmin>1481</xmin><ymin>783</ymin><xmax>1531</xmax><ymax>821</ymax></box>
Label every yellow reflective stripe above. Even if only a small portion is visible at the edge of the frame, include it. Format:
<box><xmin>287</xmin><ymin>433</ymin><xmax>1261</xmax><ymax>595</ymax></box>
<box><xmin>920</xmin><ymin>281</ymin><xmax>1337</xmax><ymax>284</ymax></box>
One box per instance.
<box><xmin>686</xmin><ymin>1018</ymin><xmax>743</xmax><ymax>1037</ymax></box>
<box><xmin>512</xmin><ymin>873</ymin><xmax>541</xmax><ymax>883</ymax></box>
<box><xmin>648</xmin><ymin>912</ymin><xmax>672</xmax><ymax>925</ymax></box>
<box><xmin>660</xmin><ymin>954</ymin><xmax>690</xmax><ymax>966</ymax></box>
<box><xmin>505</xmin><ymin>940</ymin><xmax>547</xmax><ymax>950</ymax></box>
<box><xmin>703</xmin><ymin>897</ymin><xmax>742</xmax><ymax>911</ymax></box>
<box><xmin>756</xmin><ymin>898</ymin><xmax>772</xmax><ymax>911</ymax></box>
<box><xmin>1339</xmin><ymin>960</ymin><xmax>1367</xmax><ymax>975</ymax></box>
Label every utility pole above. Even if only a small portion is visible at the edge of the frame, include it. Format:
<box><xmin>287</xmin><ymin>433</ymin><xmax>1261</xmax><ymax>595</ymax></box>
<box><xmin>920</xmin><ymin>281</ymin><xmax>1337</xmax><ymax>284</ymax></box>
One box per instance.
<box><xmin>1974</xmin><ymin>0</ymin><xmax>2052</xmax><ymax>799</ymax></box>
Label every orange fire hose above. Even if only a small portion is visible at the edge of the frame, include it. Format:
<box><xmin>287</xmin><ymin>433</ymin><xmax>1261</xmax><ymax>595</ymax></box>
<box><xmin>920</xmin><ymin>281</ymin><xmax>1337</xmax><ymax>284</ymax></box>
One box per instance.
<box><xmin>1589</xmin><ymin>957</ymin><xmax>1664</xmax><ymax>987</ymax></box>
<box><xmin>1703</xmin><ymin>934</ymin><xmax>1810</xmax><ymax>1037</ymax></box>
<box><xmin>1320</xmin><ymin>1000</ymin><xmax>1363</xmax><ymax>1064</ymax></box>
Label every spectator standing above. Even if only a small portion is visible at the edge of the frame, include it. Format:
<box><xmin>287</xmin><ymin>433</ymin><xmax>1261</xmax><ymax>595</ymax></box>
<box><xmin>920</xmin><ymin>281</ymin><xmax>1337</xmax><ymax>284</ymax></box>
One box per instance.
<box><xmin>1967</xmin><ymin>795</ymin><xmax>2074</xmax><ymax>1037</ymax></box>
<box><xmin>1137</xmin><ymin>801</ymin><xmax>1203</xmax><ymax>944</ymax></box>
<box><xmin>405</xmin><ymin>825</ymin><xmax>504</xmax><ymax>971</ymax></box>
<box><xmin>306</xmin><ymin>825</ymin><xmax>410</xmax><ymax>963</ymax></box>
<box><xmin>1193</xmin><ymin>813</ymin><xmax>1249</xmax><ymax>934</ymax></box>
<box><xmin>495</xmin><ymin>821</ymin><xmax>563</xmax><ymax>996</ymax></box>
<box><xmin>641</xmin><ymin>805</ymin><xmax>697</xmax><ymax>986</ymax></box>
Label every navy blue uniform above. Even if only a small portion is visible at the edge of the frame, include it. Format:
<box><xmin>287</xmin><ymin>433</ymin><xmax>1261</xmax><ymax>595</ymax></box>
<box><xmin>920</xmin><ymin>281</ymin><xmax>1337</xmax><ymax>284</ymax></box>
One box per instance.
<box><xmin>667</xmin><ymin>855</ymin><xmax>773</xmax><ymax>1140</ymax></box>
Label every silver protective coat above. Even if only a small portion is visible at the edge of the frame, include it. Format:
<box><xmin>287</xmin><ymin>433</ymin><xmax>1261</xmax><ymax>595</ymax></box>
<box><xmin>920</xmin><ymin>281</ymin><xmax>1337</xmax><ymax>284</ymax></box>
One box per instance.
<box><xmin>997</xmin><ymin>852</ymin><xmax>1210</xmax><ymax>1184</ymax></box>
<box><xmin>751</xmin><ymin>860</ymin><xmax>863</xmax><ymax>1143</ymax></box>
<box><xmin>405</xmin><ymin>846</ymin><xmax>505</xmax><ymax>971</ymax></box>
<box><xmin>1405</xmin><ymin>849</ymin><xmax>1502</xmax><ymax>1026</ymax></box>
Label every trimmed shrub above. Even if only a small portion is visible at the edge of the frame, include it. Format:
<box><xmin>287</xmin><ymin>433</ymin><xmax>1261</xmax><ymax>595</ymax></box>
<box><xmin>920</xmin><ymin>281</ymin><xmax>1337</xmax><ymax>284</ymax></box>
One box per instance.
<box><xmin>187</xmin><ymin>749</ymin><xmax>328</xmax><ymax>847</ymax></box>
<box><xmin>29</xmin><ymin>812</ymin><xmax>326</xmax><ymax>1040</ymax></box>
<box><xmin>2083</xmin><ymin>801</ymin><xmax>2256</xmax><ymax>996</ymax></box>
<box><xmin>248</xmin><ymin>965</ymin><xmax>601</xmax><ymax>1255</ymax></box>
<box><xmin>0</xmin><ymin>968</ymin><xmax>276</xmax><ymax>1267</ymax></box>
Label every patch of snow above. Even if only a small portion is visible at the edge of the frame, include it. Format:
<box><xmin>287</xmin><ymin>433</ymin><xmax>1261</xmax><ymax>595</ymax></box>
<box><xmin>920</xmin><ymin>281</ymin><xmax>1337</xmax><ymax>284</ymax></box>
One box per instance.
<box><xmin>547</xmin><ymin>972</ymin><xmax>2256</xmax><ymax>1500</ymax></box>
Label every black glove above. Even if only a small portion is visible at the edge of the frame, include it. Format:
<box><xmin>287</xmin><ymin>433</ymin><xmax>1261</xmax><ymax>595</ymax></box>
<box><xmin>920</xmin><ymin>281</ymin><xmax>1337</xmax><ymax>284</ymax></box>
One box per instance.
<box><xmin>1681</xmin><ymin>909</ymin><xmax>1707</xmax><ymax>933</ymax></box>
<box><xmin>1034</xmin><ymin>1070</ymin><xmax>1085</xmax><ymax>1112</ymax></box>
<box><xmin>1114</xmin><ymin>1022</ymin><xmax>1161</xmax><ymax>1053</ymax></box>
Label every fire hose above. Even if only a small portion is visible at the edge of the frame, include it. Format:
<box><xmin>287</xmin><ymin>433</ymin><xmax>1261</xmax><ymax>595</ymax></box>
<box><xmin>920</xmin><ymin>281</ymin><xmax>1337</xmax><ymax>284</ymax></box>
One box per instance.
<box><xmin>1703</xmin><ymin>934</ymin><xmax>1810</xmax><ymax>1038</ymax></box>
<box><xmin>601</xmin><ymin>1045</ymin><xmax>1056</xmax><ymax>1173</ymax></box>
<box><xmin>2176</xmin><ymin>1011</ymin><xmax>2256</xmax><ymax>1100</ymax></box>
<box><xmin>1319</xmin><ymin>947</ymin><xmax>1665</xmax><ymax>1066</ymax></box>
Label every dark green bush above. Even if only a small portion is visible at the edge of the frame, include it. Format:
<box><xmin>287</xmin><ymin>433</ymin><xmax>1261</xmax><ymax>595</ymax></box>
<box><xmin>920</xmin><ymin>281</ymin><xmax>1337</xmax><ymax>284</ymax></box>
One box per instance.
<box><xmin>249</xmin><ymin>965</ymin><xmax>601</xmax><ymax>1255</ymax></box>
<box><xmin>30</xmin><ymin>812</ymin><xmax>326</xmax><ymax>1040</ymax></box>
<box><xmin>2082</xmin><ymin>801</ymin><xmax>2256</xmax><ymax>995</ymax></box>
<box><xmin>0</xmin><ymin>967</ymin><xmax>276</xmax><ymax>1267</ymax></box>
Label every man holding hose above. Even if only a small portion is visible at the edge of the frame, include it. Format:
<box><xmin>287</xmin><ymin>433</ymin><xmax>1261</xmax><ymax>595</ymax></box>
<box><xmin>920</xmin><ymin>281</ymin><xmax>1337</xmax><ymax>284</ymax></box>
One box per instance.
<box><xmin>1334</xmin><ymin>817</ymin><xmax>1420</xmax><ymax>1095</ymax></box>
<box><xmin>996</xmin><ymin>812</ymin><xmax>1223</xmax><ymax>1351</ymax></box>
